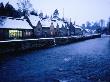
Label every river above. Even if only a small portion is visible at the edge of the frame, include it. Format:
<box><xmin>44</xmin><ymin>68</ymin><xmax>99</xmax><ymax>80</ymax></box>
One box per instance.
<box><xmin>0</xmin><ymin>36</ymin><xmax>110</xmax><ymax>82</ymax></box>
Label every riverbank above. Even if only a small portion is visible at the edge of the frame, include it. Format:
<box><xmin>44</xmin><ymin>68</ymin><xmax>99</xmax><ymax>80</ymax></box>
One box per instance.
<box><xmin>0</xmin><ymin>34</ymin><xmax>101</xmax><ymax>55</ymax></box>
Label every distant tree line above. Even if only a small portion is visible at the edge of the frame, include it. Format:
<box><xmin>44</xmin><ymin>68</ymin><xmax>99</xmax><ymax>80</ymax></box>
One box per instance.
<box><xmin>81</xmin><ymin>18</ymin><xmax>110</xmax><ymax>35</ymax></box>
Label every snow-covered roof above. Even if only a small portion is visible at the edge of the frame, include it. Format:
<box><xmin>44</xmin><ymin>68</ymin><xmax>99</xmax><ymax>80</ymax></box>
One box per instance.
<box><xmin>75</xmin><ymin>25</ymin><xmax>83</xmax><ymax>30</ymax></box>
<box><xmin>41</xmin><ymin>18</ymin><xmax>51</xmax><ymax>27</ymax></box>
<box><xmin>84</xmin><ymin>29</ymin><xmax>96</xmax><ymax>33</ymax></box>
<box><xmin>28</xmin><ymin>15</ymin><xmax>41</xmax><ymax>26</ymax></box>
<box><xmin>0</xmin><ymin>17</ymin><xmax>32</xmax><ymax>29</ymax></box>
<box><xmin>28</xmin><ymin>15</ymin><xmax>66</xmax><ymax>28</ymax></box>
<box><xmin>50</xmin><ymin>20</ymin><xmax>65</xmax><ymax>28</ymax></box>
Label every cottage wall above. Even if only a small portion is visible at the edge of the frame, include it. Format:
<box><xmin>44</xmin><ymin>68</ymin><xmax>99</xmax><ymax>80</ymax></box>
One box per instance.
<box><xmin>50</xmin><ymin>23</ymin><xmax>55</xmax><ymax>37</ymax></box>
<box><xmin>34</xmin><ymin>21</ymin><xmax>42</xmax><ymax>38</ymax></box>
<box><xmin>42</xmin><ymin>27</ymin><xmax>51</xmax><ymax>37</ymax></box>
<box><xmin>75</xmin><ymin>28</ymin><xmax>83</xmax><ymax>35</ymax></box>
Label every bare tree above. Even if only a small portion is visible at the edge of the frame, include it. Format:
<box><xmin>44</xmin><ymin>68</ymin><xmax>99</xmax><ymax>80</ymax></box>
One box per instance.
<box><xmin>53</xmin><ymin>9</ymin><xmax>59</xmax><ymax>19</ymax></box>
<box><xmin>0</xmin><ymin>17</ymin><xmax>6</xmax><ymax>26</ymax></box>
<box><xmin>17</xmin><ymin>0</ymin><xmax>34</xmax><ymax>27</ymax></box>
<box><xmin>39</xmin><ymin>12</ymin><xmax>43</xmax><ymax>19</ymax></box>
<box><xmin>17</xmin><ymin>0</ymin><xmax>33</xmax><ymax>16</ymax></box>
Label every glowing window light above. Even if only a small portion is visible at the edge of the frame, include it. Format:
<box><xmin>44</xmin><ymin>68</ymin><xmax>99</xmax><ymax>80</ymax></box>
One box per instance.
<box><xmin>9</xmin><ymin>30</ymin><xmax>22</xmax><ymax>39</ymax></box>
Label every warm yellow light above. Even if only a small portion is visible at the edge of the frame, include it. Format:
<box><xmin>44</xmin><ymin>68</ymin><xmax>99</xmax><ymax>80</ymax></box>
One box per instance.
<box><xmin>9</xmin><ymin>30</ymin><xmax>22</xmax><ymax>38</ymax></box>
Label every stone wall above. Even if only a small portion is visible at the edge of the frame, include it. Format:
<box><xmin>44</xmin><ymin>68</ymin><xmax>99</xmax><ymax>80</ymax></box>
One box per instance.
<box><xmin>0</xmin><ymin>34</ymin><xmax>101</xmax><ymax>55</ymax></box>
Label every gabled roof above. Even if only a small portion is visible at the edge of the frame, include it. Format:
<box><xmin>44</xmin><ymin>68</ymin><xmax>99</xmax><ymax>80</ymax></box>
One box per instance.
<box><xmin>28</xmin><ymin>15</ymin><xmax>41</xmax><ymax>26</ymax></box>
<box><xmin>0</xmin><ymin>17</ymin><xmax>32</xmax><ymax>29</ymax></box>
<box><xmin>74</xmin><ymin>25</ymin><xmax>83</xmax><ymax>30</ymax></box>
<box><xmin>40</xmin><ymin>17</ymin><xmax>66</xmax><ymax>28</ymax></box>
<box><xmin>41</xmin><ymin>18</ymin><xmax>51</xmax><ymax>27</ymax></box>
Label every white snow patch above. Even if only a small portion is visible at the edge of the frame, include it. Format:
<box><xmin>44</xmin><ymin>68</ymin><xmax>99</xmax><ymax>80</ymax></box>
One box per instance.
<box><xmin>64</xmin><ymin>57</ymin><xmax>71</xmax><ymax>62</ymax></box>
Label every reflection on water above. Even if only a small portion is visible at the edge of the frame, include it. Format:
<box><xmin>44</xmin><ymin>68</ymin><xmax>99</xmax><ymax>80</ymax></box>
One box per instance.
<box><xmin>0</xmin><ymin>36</ymin><xmax>110</xmax><ymax>82</ymax></box>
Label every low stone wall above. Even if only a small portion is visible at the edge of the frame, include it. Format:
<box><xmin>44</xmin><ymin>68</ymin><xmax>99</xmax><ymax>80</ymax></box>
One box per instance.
<box><xmin>0</xmin><ymin>38</ymin><xmax>54</xmax><ymax>55</ymax></box>
<box><xmin>0</xmin><ymin>34</ymin><xmax>101</xmax><ymax>55</ymax></box>
<box><xmin>55</xmin><ymin>37</ymin><xmax>69</xmax><ymax>45</ymax></box>
<box><xmin>55</xmin><ymin>34</ymin><xmax>101</xmax><ymax>45</ymax></box>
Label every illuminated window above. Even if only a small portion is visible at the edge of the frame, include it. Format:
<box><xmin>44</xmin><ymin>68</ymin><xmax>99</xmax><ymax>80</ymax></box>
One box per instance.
<box><xmin>9</xmin><ymin>30</ymin><xmax>22</xmax><ymax>39</ymax></box>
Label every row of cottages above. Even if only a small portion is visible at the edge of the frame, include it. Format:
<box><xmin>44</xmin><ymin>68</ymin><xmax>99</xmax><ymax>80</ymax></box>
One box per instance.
<box><xmin>0</xmin><ymin>15</ymin><xmax>83</xmax><ymax>40</ymax></box>
<box><xmin>82</xmin><ymin>29</ymin><xmax>97</xmax><ymax>35</ymax></box>
<box><xmin>0</xmin><ymin>16</ymin><xmax>33</xmax><ymax>40</ymax></box>
<box><xmin>29</xmin><ymin>15</ymin><xmax>70</xmax><ymax>38</ymax></box>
